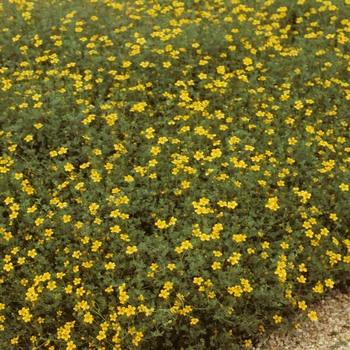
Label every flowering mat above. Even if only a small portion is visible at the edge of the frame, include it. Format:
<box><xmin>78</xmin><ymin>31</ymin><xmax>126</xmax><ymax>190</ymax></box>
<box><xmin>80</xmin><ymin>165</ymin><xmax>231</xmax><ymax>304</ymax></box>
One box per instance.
<box><xmin>0</xmin><ymin>0</ymin><xmax>350</xmax><ymax>349</ymax></box>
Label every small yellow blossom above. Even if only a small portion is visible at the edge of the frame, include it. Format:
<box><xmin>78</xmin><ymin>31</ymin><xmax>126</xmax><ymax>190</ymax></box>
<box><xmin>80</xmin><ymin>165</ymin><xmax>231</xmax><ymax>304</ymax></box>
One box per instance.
<box><xmin>298</xmin><ymin>301</ymin><xmax>307</xmax><ymax>310</ymax></box>
<box><xmin>297</xmin><ymin>275</ymin><xmax>307</xmax><ymax>283</ymax></box>
<box><xmin>329</xmin><ymin>213</ymin><xmax>338</xmax><ymax>221</ymax></box>
<box><xmin>339</xmin><ymin>183</ymin><xmax>349</xmax><ymax>191</ymax></box>
<box><xmin>24</xmin><ymin>135</ymin><xmax>33</xmax><ymax>142</ymax></box>
<box><xmin>105</xmin><ymin>262</ymin><xmax>115</xmax><ymax>270</ymax></box>
<box><xmin>273</xmin><ymin>315</ymin><xmax>282</xmax><ymax>323</ymax></box>
<box><xmin>64</xmin><ymin>163</ymin><xmax>74</xmax><ymax>172</ymax></box>
<box><xmin>84</xmin><ymin>312</ymin><xmax>94</xmax><ymax>324</ymax></box>
<box><xmin>126</xmin><ymin>246</ymin><xmax>138</xmax><ymax>254</ymax></box>
<box><xmin>158</xmin><ymin>289</ymin><xmax>169</xmax><ymax>299</ymax></box>
<box><xmin>265</xmin><ymin>196</ymin><xmax>279</xmax><ymax>211</ymax></box>
<box><xmin>308</xmin><ymin>311</ymin><xmax>318</xmax><ymax>321</ymax></box>
<box><xmin>28</xmin><ymin>249</ymin><xmax>37</xmax><ymax>258</ymax></box>
<box><xmin>167</xmin><ymin>263</ymin><xmax>176</xmax><ymax>270</ymax></box>
<box><xmin>211</xmin><ymin>262</ymin><xmax>221</xmax><ymax>270</ymax></box>
<box><xmin>325</xmin><ymin>279</ymin><xmax>334</xmax><ymax>288</ymax></box>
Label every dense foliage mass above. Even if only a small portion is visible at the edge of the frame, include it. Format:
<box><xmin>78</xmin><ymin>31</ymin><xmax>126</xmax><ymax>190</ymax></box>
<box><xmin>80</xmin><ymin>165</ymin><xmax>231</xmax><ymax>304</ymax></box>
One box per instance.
<box><xmin>0</xmin><ymin>0</ymin><xmax>350</xmax><ymax>349</ymax></box>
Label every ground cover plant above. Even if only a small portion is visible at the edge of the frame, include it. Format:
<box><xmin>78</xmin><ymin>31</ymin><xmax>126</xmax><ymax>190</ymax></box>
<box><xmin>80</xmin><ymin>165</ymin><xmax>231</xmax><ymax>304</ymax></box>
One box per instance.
<box><xmin>0</xmin><ymin>0</ymin><xmax>350</xmax><ymax>349</ymax></box>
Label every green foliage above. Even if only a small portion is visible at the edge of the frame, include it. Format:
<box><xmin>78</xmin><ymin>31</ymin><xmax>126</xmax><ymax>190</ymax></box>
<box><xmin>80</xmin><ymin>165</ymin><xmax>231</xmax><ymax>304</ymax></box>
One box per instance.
<box><xmin>0</xmin><ymin>0</ymin><xmax>350</xmax><ymax>349</ymax></box>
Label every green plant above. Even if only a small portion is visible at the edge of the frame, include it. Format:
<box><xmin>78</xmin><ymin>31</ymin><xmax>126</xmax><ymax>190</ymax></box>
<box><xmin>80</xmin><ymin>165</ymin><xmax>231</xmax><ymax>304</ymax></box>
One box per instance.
<box><xmin>0</xmin><ymin>0</ymin><xmax>350</xmax><ymax>349</ymax></box>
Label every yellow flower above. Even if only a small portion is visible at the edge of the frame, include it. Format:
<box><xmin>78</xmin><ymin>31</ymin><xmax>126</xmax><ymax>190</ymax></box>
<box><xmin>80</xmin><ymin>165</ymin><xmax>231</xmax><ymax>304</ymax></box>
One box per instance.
<box><xmin>91</xmin><ymin>240</ymin><xmax>102</xmax><ymax>252</ymax></box>
<box><xmin>76</xmin><ymin>287</ymin><xmax>85</xmax><ymax>297</ymax></box>
<box><xmin>325</xmin><ymin>279</ymin><xmax>334</xmax><ymax>288</ymax></box>
<box><xmin>124</xmin><ymin>175</ymin><xmax>134</xmax><ymax>182</ymax></box>
<box><xmin>8</xmin><ymin>144</ymin><xmax>17</xmax><ymax>152</ymax></box>
<box><xmin>164</xmin><ymin>282</ymin><xmax>173</xmax><ymax>290</ymax></box>
<box><xmin>193</xmin><ymin>277</ymin><xmax>204</xmax><ymax>285</ymax></box>
<box><xmin>105</xmin><ymin>262</ymin><xmax>115</xmax><ymax>270</ymax></box>
<box><xmin>299</xmin><ymin>263</ymin><xmax>307</xmax><ymax>272</ymax></box>
<box><xmin>294</xmin><ymin>100</ymin><xmax>304</xmax><ymax>110</ymax></box>
<box><xmin>84</xmin><ymin>312</ymin><xmax>94</xmax><ymax>324</ymax></box>
<box><xmin>232</xmin><ymin>234</ymin><xmax>247</xmax><ymax>243</ymax></box>
<box><xmin>150</xmin><ymin>263</ymin><xmax>158</xmax><ymax>271</ymax></box>
<box><xmin>288</xmin><ymin>137</ymin><xmax>298</xmax><ymax>145</ymax></box>
<box><xmin>105</xmin><ymin>162</ymin><xmax>113</xmax><ymax>171</ymax></box>
<box><xmin>64</xmin><ymin>163</ymin><xmax>74</xmax><ymax>172</ymax></box>
<box><xmin>119</xmin><ymin>291</ymin><xmax>129</xmax><ymax>304</ymax></box>
<box><xmin>261</xmin><ymin>252</ymin><xmax>269</xmax><ymax>259</ymax></box>
<box><xmin>3</xmin><ymin>263</ymin><xmax>14</xmax><ymax>271</ymax></box>
<box><xmin>3</xmin><ymin>231</ymin><xmax>13</xmax><ymax>240</ymax></box>
<box><xmin>62</xmin><ymin>215</ymin><xmax>71</xmax><ymax>223</ymax></box>
<box><xmin>211</xmin><ymin>262</ymin><xmax>221</xmax><ymax>270</ymax></box>
<box><xmin>175</xmin><ymin>246</ymin><xmax>183</xmax><ymax>254</ymax></box>
<box><xmin>28</xmin><ymin>249</ymin><xmax>37</xmax><ymax>258</ymax></box>
<box><xmin>298</xmin><ymin>301</ymin><xmax>307</xmax><ymax>310</ymax></box>
<box><xmin>130</xmin><ymin>102</ymin><xmax>147</xmax><ymax>113</ymax></box>
<box><xmin>273</xmin><ymin>315</ymin><xmax>282</xmax><ymax>323</ymax></box>
<box><xmin>227</xmin><ymin>252</ymin><xmax>241</xmax><ymax>265</ymax></box>
<box><xmin>66</xmin><ymin>341</ymin><xmax>76</xmax><ymax>350</ymax></box>
<box><xmin>167</xmin><ymin>263</ymin><xmax>176</xmax><ymax>270</ymax></box>
<box><xmin>297</xmin><ymin>275</ymin><xmax>307</xmax><ymax>283</ymax></box>
<box><xmin>265</xmin><ymin>197</ymin><xmax>279</xmax><ymax>211</ymax></box>
<box><xmin>96</xmin><ymin>330</ymin><xmax>106</xmax><ymax>340</ymax></box>
<box><xmin>280</xmin><ymin>242</ymin><xmax>289</xmax><ymax>249</ymax></box>
<box><xmin>110</xmin><ymin>225</ymin><xmax>121</xmax><ymax>233</ymax></box>
<box><xmin>243</xmin><ymin>283</ymin><xmax>253</xmax><ymax>292</ymax></box>
<box><xmin>35</xmin><ymin>218</ymin><xmax>44</xmax><ymax>226</ymax></box>
<box><xmin>313</xmin><ymin>281</ymin><xmax>324</xmax><ymax>293</ymax></box>
<box><xmin>181</xmin><ymin>240</ymin><xmax>193</xmax><ymax>250</ymax></box>
<box><xmin>200</xmin><ymin>233</ymin><xmax>210</xmax><ymax>241</ymax></box>
<box><xmin>169</xmin><ymin>216</ymin><xmax>177</xmax><ymax>225</ymax></box>
<box><xmin>243</xmin><ymin>57</ymin><xmax>253</xmax><ymax>65</ymax></box>
<box><xmin>23</xmin><ymin>313</ymin><xmax>33</xmax><ymax>322</ymax></box>
<box><xmin>190</xmin><ymin>318</ymin><xmax>199</xmax><ymax>325</ymax></box>
<box><xmin>11</xmin><ymin>336</ymin><xmax>19</xmax><ymax>344</ymax></box>
<box><xmin>24</xmin><ymin>135</ymin><xmax>33</xmax><ymax>142</ymax></box>
<box><xmin>211</xmin><ymin>148</ymin><xmax>222</xmax><ymax>158</ymax></box>
<box><xmin>308</xmin><ymin>311</ymin><xmax>318</xmax><ymax>321</ymax></box>
<box><xmin>227</xmin><ymin>285</ymin><xmax>243</xmax><ymax>297</ymax></box>
<box><xmin>244</xmin><ymin>339</ymin><xmax>252</xmax><ymax>347</ymax></box>
<box><xmin>227</xmin><ymin>201</ymin><xmax>238</xmax><ymax>209</ymax></box>
<box><xmin>339</xmin><ymin>183</ymin><xmax>349</xmax><ymax>191</ymax></box>
<box><xmin>126</xmin><ymin>246</ymin><xmax>137</xmax><ymax>254</ymax></box>
<box><xmin>27</xmin><ymin>204</ymin><xmax>37</xmax><ymax>213</ymax></box>
<box><xmin>122</xmin><ymin>60</ymin><xmax>132</xmax><ymax>68</ymax></box>
<box><xmin>329</xmin><ymin>213</ymin><xmax>338</xmax><ymax>221</ymax></box>
<box><xmin>285</xmin><ymin>290</ymin><xmax>292</xmax><ymax>298</ymax></box>
<box><xmin>261</xmin><ymin>241</ymin><xmax>269</xmax><ymax>249</ymax></box>
<box><xmin>12</xmin><ymin>34</ymin><xmax>21</xmax><ymax>41</ymax></box>
<box><xmin>57</xmin><ymin>272</ymin><xmax>66</xmax><ymax>279</ymax></box>
<box><xmin>47</xmin><ymin>281</ymin><xmax>56</xmax><ymax>290</ymax></box>
<box><xmin>125</xmin><ymin>305</ymin><xmax>136</xmax><ymax>317</ymax></box>
<box><xmin>155</xmin><ymin>219</ymin><xmax>168</xmax><ymax>229</ymax></box>
<box><xmin>158</xmin><ymin>289</ymin><xmax>169</xmax><ymax>299</ymax></box>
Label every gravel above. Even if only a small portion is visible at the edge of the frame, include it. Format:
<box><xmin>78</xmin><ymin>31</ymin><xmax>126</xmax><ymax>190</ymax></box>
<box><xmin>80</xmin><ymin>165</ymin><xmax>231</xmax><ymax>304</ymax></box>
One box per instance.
<box><xmin>252</xmin><ymin>286</ymin><xmax>350</xmax><ymax>350</ymax></box>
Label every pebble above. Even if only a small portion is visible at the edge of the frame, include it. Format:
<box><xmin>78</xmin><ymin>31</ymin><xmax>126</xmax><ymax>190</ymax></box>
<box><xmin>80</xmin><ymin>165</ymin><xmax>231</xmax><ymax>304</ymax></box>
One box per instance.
<box><xmin>252</xmin><ymin>286</ymin><xmax>350</xmax><ymax>350</ymax></box>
